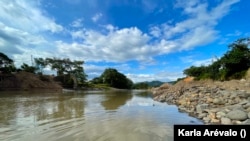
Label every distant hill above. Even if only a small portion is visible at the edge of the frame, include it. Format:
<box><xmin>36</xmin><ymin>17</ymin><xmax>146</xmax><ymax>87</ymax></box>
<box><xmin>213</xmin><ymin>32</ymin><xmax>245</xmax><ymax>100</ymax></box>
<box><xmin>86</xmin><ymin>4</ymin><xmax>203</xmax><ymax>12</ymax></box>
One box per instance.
<box><xmin>145</xmin><ymin>81</ymin><xmax>165</xmax><ymax>87</ymax></box>
<box><xmin>134</xmin><ymin>81</ymin><xmax>167</xmax><ymax>87</ymax></box>
<box><xmin>133</xmin><ymin>80</ymin><xmax>171</xmax><ymax>89</ymax></box>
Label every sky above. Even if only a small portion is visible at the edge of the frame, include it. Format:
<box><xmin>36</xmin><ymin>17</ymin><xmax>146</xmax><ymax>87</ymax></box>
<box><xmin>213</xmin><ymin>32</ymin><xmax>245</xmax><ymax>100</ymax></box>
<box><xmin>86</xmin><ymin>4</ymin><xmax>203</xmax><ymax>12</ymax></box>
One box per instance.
<box><xmin>0</xmin><ymin>0</ymin><xmax>249</xmax><ymax>83</ymax></box>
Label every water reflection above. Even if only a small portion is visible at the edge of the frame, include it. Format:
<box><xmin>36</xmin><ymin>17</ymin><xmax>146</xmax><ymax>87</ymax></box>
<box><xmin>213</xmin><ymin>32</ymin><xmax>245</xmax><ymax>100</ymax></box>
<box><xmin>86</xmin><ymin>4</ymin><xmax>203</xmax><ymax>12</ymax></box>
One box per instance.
<box><xmin>0</xmin><ymin>96</ymin><xmax>18</xmax><ymax>125</ymax></box>
<box><xmin>133</xmin><ymin>90</ymin><xmax>153</xmax><ymax>98</ymax></box>
<box><xmin>0</xmin><ymin>93</ymin><xmax>85</xmax><ymax>125</ymax></box>
<box><xmin>0</xmin><ymin>90</ymin><xmax>203</xmax><ymax>141</ymax></box>
<box><xmin>101</xmin><ymin>90</ymin><xmax>133</xmax><ymax>110</ymax></box>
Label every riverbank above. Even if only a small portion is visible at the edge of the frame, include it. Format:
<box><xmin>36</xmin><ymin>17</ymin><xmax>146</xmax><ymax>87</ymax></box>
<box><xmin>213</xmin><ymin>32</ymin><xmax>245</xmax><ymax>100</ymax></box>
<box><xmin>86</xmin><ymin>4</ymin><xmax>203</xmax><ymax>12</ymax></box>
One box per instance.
<box><xmin>151</xmin><ymin>79</ymin><xmax>250</xmax><ymax>125</ymax></box>
<box><xmin>0</xmin><ymin>71</ymin><xmax>62</xmax><ymax>91</ymax></box>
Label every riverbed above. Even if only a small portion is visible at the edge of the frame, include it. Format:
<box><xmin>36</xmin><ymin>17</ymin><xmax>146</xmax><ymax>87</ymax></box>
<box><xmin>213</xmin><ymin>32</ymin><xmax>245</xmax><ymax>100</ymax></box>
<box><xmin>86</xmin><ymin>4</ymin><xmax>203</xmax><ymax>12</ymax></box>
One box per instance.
<box><xmin>0</xmin><ymin>90</ymin><xmax>203</xmax><ymax>141</ymax></box>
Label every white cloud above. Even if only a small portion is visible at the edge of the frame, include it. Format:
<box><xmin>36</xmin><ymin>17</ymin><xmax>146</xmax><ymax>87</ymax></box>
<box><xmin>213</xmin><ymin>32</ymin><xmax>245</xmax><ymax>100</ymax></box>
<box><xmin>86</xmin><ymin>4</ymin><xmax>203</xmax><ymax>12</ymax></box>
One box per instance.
<box><xmin>149</xmin><ymin>0</ymin><xmax>240</xmax><ymax>51</ymax></box>
<box><xmin>181</xmin><ymin>55</ymin><xmax>217</xmax><ymax>67</ymax></box>
<box><xmin>127</xmin><ymin>71</ymin><xmax>184</xmax><ymax>83</ymax></box>
<box><xmin>65</xmin><ymin>0</ymin><xmax>239</xmax><ymax>63</ymax></box>
<box><xmin>61</xmin><ymin>27</ymin><xmax>153</xmax><ymax>62</ymax></box>
<box><xmin>71</xmin><ymin>29</ymin><xmax>86</xmax><ymax>39</ymax></box>
<box><xmin>226</xmin><ymin>30</ymin><xmax>242</xmax><ymax>37</ymax></box>
<box><xmin>0</xmin><ymin>22</ymin><xmax>50</xmax><ymax>60</ymax></box>
<box><xmin>92</xmin><ymin>13</ymin><xmax>103</xmax><ymax>22</ymax></box>
<box><xmin>1</xmin><ymin>0</ymin><xmax>239</xmax><ymax>64</ymax></box>
<box><xmin>149</xmin><ymin>26</ymin><xmax>161</xmax><ymax>38</ymax></box>
<box><xmin>192</xmin><ymin>59</ymin><xmax>213</xmax><ymax>67</ymax></box>
<box><xmin>0</xmin><ymin>0</ymin><xmax>63</xmax><ymax>33</ymax></box>
<box><xmin>71</xmin><ymin>18</ymin><xmax>84</xmax><ymax>28</ymax></box>
<box><xmin>84</xmin><ymin>64</ymin><xmax>106</xmax><ymax>80</ymax></box>
<box><xmin>0</xmin><ymin>0</ymin><xmax>64</xmax><ymax>66</ymax></box>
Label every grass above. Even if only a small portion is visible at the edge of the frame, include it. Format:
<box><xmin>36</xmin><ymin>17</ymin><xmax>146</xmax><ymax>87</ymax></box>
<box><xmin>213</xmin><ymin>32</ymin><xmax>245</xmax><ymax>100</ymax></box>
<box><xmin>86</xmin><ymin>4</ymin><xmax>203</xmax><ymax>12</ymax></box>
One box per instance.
<box><xmin>87</xmin><ymin>83</ymin><xmax>112</xmax><ymax>90</ymax></box>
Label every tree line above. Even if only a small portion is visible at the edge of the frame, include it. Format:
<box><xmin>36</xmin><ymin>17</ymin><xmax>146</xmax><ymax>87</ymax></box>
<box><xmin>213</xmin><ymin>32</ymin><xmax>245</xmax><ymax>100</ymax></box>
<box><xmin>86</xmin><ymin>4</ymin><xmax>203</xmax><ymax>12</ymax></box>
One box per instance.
<box><xmin>0</xmin><ymin>54</ymin><xmax>134</xmax><ymax>89</ymax></box>
<box><xmin>0</xmin><ymin>55</ymin><xmax>87</xmax><ymax>89</ymax></box>
<box><xmin>183</xmin><ymin>37</ymin><xmax>250</xmax><ymax>80</ymax></box>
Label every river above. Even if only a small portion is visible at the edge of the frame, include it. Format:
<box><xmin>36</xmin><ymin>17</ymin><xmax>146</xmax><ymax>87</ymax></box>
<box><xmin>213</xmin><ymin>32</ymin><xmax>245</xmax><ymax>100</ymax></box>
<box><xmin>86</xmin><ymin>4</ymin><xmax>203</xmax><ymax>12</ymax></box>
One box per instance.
<box><xmin>0</xmin><ymin>90</ymin><xmax>203</xmax><ymax>141</ymax></box>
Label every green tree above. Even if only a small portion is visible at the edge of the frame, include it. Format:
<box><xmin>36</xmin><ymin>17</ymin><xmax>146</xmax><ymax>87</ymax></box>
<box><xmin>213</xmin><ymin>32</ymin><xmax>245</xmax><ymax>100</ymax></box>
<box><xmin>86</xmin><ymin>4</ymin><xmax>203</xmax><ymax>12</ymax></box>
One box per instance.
<box><xmin>20</xmin><ymin>63</ymin><xmax>37</xmax><ymax>73</ymax></box>
<box><xmin>99</xmin><ymin>68</ymin><xmax>133</xmax><ymax>89</ymax></box>
<box><xmin>0</xmin><ymin>52</ymin><xmax>13</xmax><ymax>66</ymax></box>
<box><xmin>34</xmin><ymin>58</ymin><xmax>47</xmax><ymax>74</ymax></box>
<box><xmin>132</xmin><ymin>82</ymin><xmax>149</xmax><ymax>89</ymax></box>
<box><xmin>220</xmin><ymin>38</ymin><xmax>250</xmax><ymax>79</ymax></box>
<box><xmin>183</xmin><ymin>37</ymin><xmax>250</xmax><ymax>80</ymax></box>
<box><xmin>44</xmin><ymin>57</ymin><xmax>87</xmax><ymax>88</ymax></box>
<box><xmin>46</xmin><ymin>58</ymin><xmax>65</xmax><ymax>76</ymax></box>
<box><xmin>0</xmin><ymin>52</ymin><xmax>16</xmax><ymax>73</ymax></box>
<box><xmin>183</xmin><ymin>65</ymin><xmax>209</xmax><ymax>79</ymax></box>
<box><xmin>91</xmin><ymin>77</ymin><xmax>103</xmax><ymax>84</ymax></box>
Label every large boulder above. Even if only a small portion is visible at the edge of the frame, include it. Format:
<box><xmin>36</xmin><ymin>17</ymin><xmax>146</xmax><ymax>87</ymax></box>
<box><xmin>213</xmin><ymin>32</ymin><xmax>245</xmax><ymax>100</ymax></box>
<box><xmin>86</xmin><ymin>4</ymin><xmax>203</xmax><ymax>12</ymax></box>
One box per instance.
<box><xmin>226</xmin><ymin>110</ymin><xmax>248</xmax><ymax>121</ymax></box>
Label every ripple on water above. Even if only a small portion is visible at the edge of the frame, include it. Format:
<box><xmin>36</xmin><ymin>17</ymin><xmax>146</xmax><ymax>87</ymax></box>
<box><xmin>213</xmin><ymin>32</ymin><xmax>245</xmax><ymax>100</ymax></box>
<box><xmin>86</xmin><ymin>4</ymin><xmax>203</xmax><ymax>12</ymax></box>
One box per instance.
<box><xmin>0</xmin><ymin>90</ymin><xmax>203</xmax><ymax>141</ymax></box>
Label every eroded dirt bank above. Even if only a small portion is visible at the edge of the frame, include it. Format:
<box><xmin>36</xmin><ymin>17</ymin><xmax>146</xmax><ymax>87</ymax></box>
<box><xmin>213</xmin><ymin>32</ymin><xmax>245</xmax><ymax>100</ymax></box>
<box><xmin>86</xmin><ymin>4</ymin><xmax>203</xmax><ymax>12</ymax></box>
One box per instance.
<box><xmin>0</xmin><ymin>71</ymin><xmax>62</xmax><ymax>91</ymax></box>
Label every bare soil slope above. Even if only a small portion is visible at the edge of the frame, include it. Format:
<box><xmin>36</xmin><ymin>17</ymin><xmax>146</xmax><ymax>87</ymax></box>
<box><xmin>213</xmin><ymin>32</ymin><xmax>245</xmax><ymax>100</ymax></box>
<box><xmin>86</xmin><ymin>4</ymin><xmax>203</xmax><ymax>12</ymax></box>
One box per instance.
<box><xmin>0</xmin><ymin>71</ymin><xmax>62</xmax><ymax>91</ymax></box>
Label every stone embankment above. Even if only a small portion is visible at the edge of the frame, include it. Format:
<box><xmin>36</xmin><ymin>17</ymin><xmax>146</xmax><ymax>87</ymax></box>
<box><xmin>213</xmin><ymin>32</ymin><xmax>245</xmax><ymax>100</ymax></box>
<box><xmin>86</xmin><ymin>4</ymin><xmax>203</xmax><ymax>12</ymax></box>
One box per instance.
<box><xmin>151</xmin><ymin>79</ymin><xmax>250</xmax><ymax>125</ymax></box>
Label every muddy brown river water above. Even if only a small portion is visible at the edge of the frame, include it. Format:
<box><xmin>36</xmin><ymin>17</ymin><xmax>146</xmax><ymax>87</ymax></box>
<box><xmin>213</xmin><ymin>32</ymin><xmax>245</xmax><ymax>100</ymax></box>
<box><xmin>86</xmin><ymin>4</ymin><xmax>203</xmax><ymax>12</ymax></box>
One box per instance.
<box><xmin>0</xmin><ymin>90</ymin><xmax>203</xmax><ymax>141</ymax></box>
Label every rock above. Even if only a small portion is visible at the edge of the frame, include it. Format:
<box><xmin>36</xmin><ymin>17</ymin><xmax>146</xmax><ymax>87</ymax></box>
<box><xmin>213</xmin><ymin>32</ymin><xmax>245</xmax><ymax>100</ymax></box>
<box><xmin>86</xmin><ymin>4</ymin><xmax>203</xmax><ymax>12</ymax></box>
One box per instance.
<box><xmin>216</xmin><ymin>111</ymin><xmax>226</xmax><ymax>119</ymax></box>
<box><xmin>234</xmin><ymin>97</ymin><xmax>242</xmax><ymax>103</ymax></box>
<box><xmin>240</xmin><ymin>79</ymin><xmax>246</xmax><ymax>82</ymax></box>
<box><xmin>227</xmin><ymin>104</ymin><xmax>243</xmax><ymax>110</ymax></box>
<box><xmin>211</xmin><ymin>118</ymin><xmax>220</xmax><ymax>123</ymax></box>
<box><xmin>213</xmin><ymin>98</ymin><xmax>224</xmax><ymax>105</ymax></box>
<box><xmin>158</xmin><ymin>96</ymin><xmax>166</xmax><ymax>102</ymax></box>
<box><xmin>178</xmin><ymin>106</ymin><xmax>186</xmax><ymax>112</ymax></box>
<box><xmin>203</xmin><ymin>117</ymin><xmax>210</xmax><ymax>123</ymax></box>
<box><xmin>246</xmin><ymin>107</ymin><xmax>250</xmax><ymax>113</ymax></box>
<box><xmin>245</xmin><ymin>83</ymin><xmax>250</xmax><ymax>87</ymax></box>
<box><xmin>165</xmin><ymin>96</ymin><xmax>174</xmax><ymax>102</ymax></box>
<box><xmin>243</xmin><ymin>102</ymin><xmax>250</xmax><ymax>109</ymax></box>
<box><xmin>151</xmin><ymin>79</ymin><xmax>250</xmax><ymax>125</ymax></box>
<box><xmin>206</xmin><ymin>97</ymin><xmax>213</xmax><ymax>103</ymax></box>
<box><xmin>219</xmin><ymin>90</ymin><xmax>231</xmax><ymax>96</ymax></box>
<box><xmin>196</xmin><ymin>104</ymin><xmax>209</xmax><ymax>113</ymax></box>
<box><xmin>239</xmin><ymin>100</ymin><xmax>249</xmax><ymax>105</ymax></box>
<box><xmin>208</xmin><ymin>112</ymin><xmax>216</xmax><ymax>120</ymax></box>
<box><xmin>227</xmin><ymin>99</ymin><xmax>235</xmax><ymax>105</ymax></box>
<box><xmin>226</xmin><ymin>110</ymin><xmax>248</xmax><ymax>121</ymax></box>
<box><xmin>221</xmin><ymin>117</ymin><xmax>232</xmax><ymax>125</ymax></box>
<box><xmin>234</xmin><ymin>120</ymin><xmax>243</xmax><ymax>125</ymax></box>
<box><xmin>224</xmin><ymin>108</ymin><xmax>231</xmax><ymax>113</ymax></box>
<box><xmin>230</xmin><ymin>93</ymin><xmax>237</xmax><ymax>99</ymax></box>
<box><xmin>238</xmin><ymin>91</ymin><xmax>250</xmax><ymax>98</ymax></box>
<box><xmin>198</xmin><ymin>113</ymin><xmax>207</xmax><ymax>119</ymax></box>
<box><xmin>241</xmin><ymin>119</ymin><xmax>250</xmax><ymax>125</ymax></box>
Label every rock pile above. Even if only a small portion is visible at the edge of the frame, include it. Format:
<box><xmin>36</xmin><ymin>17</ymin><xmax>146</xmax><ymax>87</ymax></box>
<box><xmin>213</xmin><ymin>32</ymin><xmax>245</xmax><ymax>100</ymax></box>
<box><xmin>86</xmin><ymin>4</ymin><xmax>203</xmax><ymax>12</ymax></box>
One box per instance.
<box><xmin>151</xmin><ymin>79</ymin><xmax>250</xmax><ymax>125</ymax></box>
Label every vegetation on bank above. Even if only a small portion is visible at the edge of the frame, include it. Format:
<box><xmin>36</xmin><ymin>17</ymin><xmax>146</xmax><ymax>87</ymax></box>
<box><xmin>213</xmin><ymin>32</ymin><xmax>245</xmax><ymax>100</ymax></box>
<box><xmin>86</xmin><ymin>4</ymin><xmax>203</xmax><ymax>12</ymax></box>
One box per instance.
<box><xmin>183</xmin><ymin>37</ymin><xmax>250</xmax><ymax>81</ymax></box>
<box><xmin>0</xmin><ymin>53</ymin><xmax>163</xmax><ymax>90</ymax></box>
<box><xmin>132</xmin><ymin>81</ymin><xmax>165</xmax><ymax>89</ymax></box>
<box><xmin>89</xmin><ymin>68</ymin><xmax>133</xmax><ymax>89</ymax></box>
<box><xmin>0</xmin><ymin>56</ymin><xmax>87</xmax><ymax>89</ymax></box>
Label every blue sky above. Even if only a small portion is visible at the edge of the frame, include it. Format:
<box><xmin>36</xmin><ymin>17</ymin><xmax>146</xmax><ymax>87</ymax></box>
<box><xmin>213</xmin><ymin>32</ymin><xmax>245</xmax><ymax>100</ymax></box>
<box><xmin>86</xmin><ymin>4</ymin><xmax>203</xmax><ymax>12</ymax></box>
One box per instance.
<box><xmin>0</xmin><ymin>0</ymin><xmax>249</xmax><ymax>82</ymax></box>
